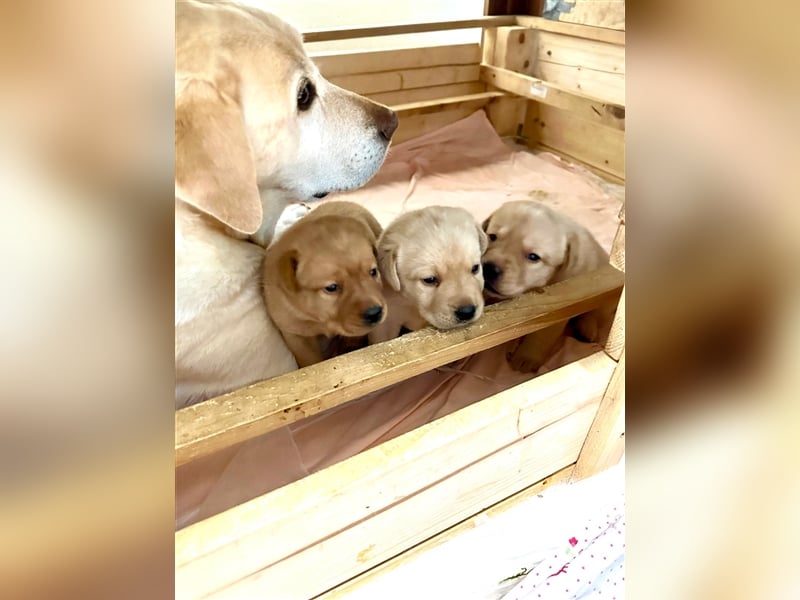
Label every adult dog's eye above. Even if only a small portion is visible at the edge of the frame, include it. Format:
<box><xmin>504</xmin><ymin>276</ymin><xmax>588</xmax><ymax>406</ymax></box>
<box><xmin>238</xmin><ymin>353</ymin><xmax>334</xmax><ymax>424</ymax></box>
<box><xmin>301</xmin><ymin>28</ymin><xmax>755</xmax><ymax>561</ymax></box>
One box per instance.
<box><xmin>527</xmin><ymin>253</ymin><xmax>541</xmax><ymax>262</ymax></box>
<box><xmin>422</xmin><ymin>276</ymin><xmax>439</xmax><ymax>286</ymax></box>
<box><xmin>297</xmin><ymin>78</ymin><xmax>316</xmax><ymax>111</ymax></box>
<box><xmin>324</xmin><ymin>283</ymin><xmax>339</xmax><ymax>293</ymax></box>
<box><xmin>471</xmin><ymin>264</ymin><xmax>480</xmax><ymax>274</ymax></box>
<box><xmin>488</xmin><ymin>233</ymin><xmax>497</xmax><ymax>242</ymax></box>
<box><xmin>370</xmin><ymin>267</ymin><xmax>378</xmax><ymax>277</ymax></box>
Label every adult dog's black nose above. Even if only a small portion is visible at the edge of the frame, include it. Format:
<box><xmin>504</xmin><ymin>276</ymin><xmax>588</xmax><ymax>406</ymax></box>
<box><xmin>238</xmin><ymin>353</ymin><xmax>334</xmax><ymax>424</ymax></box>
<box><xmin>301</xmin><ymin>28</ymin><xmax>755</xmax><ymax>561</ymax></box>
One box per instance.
<box><xmin>373</xmin><ymin>106</ymin><xmax>398</xmax><ymax>141</ymax></box>
<box><xmin>363</xmin><ymin>305</ymin><xmax>384</xmax><ymax>324</ymax></box>
<box><xmin>482</xmin><ymin>262</ymin><xmax>502</xmax><ymax>282</ymax></box>
<box><xmin>455</xmin><ymin>305</ymin><xmax>477</xmax><ymax>322</ymax></box>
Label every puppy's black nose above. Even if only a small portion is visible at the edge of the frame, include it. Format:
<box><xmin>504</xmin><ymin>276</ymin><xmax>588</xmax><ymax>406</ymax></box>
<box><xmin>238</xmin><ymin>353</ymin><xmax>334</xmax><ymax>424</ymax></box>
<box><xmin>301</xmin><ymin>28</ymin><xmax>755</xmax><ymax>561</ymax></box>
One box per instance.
<box><xmin>455</xmin><ymin>305</ymin><xmax>477</xmax><ymax>322</ymax></box>
<box><xmin>483</xmin><ymin>262</ymin><xmax>502</xmax><ymax>282</ymax></box>
<box><xmin>373</xmin><ymin>106</ymin><xmax>398</xmax><ymax>141</ymax></box>
<box><xmin>363</xmin><ymin>305</ymin><xmax>384</xmax><ymax>324</ymax></box>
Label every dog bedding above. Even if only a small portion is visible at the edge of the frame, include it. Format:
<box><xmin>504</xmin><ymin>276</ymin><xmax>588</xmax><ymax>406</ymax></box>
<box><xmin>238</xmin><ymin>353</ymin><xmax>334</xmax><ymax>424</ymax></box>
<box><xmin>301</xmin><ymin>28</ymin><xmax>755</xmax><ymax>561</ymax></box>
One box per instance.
<box><xmin>176</xmin><ymin>110</ymin><xmax>624</xmax><ymax>529</ymax></box>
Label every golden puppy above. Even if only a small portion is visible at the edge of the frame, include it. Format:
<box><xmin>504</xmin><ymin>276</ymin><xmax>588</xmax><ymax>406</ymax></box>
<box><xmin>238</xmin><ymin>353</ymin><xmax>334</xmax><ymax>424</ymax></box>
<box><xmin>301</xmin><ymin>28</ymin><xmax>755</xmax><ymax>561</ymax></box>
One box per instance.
<box><xmin>369</xmin><ymin>206</ymin><xmax>488</xmax><ymax>343</ymax></box>
<box><xmin>175</xmin><ymin>1</ymin><xmax>397</xmax><ymax>407</ymax></box>
<box><xmin>481</xmin><ymin>200</ymin><xmax>612</xmax><ymax>371</ymax></box>
<box><xmin>263</xmin><ymin>202</ymin><xmax>387</xmax><ymax>367</ymax></box>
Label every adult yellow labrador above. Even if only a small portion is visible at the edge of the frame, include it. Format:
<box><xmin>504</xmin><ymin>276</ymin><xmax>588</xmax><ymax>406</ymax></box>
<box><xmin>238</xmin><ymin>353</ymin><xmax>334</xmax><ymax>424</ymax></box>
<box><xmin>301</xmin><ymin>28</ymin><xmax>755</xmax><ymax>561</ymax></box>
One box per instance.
<box><xmin>175</xmin><ymin>1</ymin><xmax>397</xmax><ymax>408</ymax></box>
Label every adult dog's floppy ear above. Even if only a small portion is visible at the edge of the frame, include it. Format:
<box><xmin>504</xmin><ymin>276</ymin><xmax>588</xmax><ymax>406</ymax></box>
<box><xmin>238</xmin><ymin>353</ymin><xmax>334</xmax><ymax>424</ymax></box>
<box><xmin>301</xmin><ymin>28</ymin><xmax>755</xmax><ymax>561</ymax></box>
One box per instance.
<box><xmin>277</xmin><ymin>249</ymin><xmax>299</xmax><ymax>294</ymax></box>
<box><xmin>377</xmin><ymin>235</ymin><xmax>401</xmax><ymax>291</ymax></box>
<box><xmin>175</xmin><ymin>78</ymin><xmax>262</xmax><ymax>235</ymax></box>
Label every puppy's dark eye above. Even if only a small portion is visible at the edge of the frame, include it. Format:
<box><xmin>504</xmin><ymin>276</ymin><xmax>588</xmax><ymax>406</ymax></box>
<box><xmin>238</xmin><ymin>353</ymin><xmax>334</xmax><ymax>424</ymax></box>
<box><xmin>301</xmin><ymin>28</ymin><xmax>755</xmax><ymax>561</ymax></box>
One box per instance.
<box><xmin>527</xmin><ymin>253</ymin><xmax>541</xmax><ymax>262</ymax></box>
<box><xmin>471</xmin><ymin>264</ymin><xmax>480</xmax><ymax>275</ymax></box>
<box><xmin>297</xmin><ymin>78</ymin><xmax>316</xmax><ymax>111</ymax></box>
<box><xmin>422</xmin><ymin>276</ymin><xmax>439</xmax><ymax>286</ymax></box>
<box><xmin>488</xmin><ymin>233</ymin><xmax>497</xmax><ymax>242</ymax></box>
<box><xmin>370</xmin><ymin>267</ymin><xmax>378</xmax><ymax>277</ymax></box>
<box><xmin>324</xmin><ymin>283</ymin><xmax>339</xmax><ymax>293</ymax></box>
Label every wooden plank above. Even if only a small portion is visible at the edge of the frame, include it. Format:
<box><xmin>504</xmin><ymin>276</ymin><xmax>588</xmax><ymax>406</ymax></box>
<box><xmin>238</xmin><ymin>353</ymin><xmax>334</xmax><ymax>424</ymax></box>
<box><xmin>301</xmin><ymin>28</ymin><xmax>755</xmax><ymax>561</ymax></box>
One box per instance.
<box><xmin>368</xmin><ymin>81</ymin><xmax>486</xmax><ymax>106</ymax></box>
<box><xmin>176</xmin><ymin>352</ymin><xmax>614</xmax><ymax>598</ymax></box>
<box><xmin>485</xmin><ymin>95</ymin><xmax>527</xmax><ymax>137</ymax></box>
<box><xmin>487</xmin><ymin>26</ymin><xmax>539</xmax><ymax>75</ymax></box>
<box><xmin>393</xmin><ymin>91</ymin><xmax>505</xmax><ymax>118</ymax></box>
<box><xmin>216</xmin><ymin>407</ymin><xmax>599</xmax><ymax>599</ymax></box>
<box><xmin>534</xmin><ymin>61</ymin><xmax>624</xmax><ymax>106</ymax></box>
<box><xmin>312</xmin><ymin>44</ymin><xmax>481</xmax><ymax>78</ymax></box>
<box><xmin>515</xmin><ymin>15</ymin><xmax>625</xmax><ymax>45</ymax></box>
<box><xmin>528</xmin><ymin>140</ymin><xmax>624</xmax><ymax>184</ymax></box>
<box><xmin>536</xmin><ymin>31</ymin><xmax>625</xmax><ymax>75</ymax></box>
<box><xmin>526</xmin><ymin>103</ymin><xmax>624</xmax><ymax>180</ymax></box>
<box><xmin>331</xmin><ymin>64</ymin><xmax>480</xmax><ymax>95</ymax></box>
<box><xmin>394</xmin><ymin>105</ymin><xmax>483</xmax><ymax>144</ymax></box>
<box><xmin>610</xmin><ymin>221</ymin><xmax>625</xmax><ymax>272</ymax></box>
<box><xmin>321</xmin><ymin>465</ymin><xmax>574</xmax><ymax>598</ymax></box>
<box><xmin>481</xmin><ymin>64</ymin><xmax>625</xmax><ymax>129</ymax></box>
<box><xmin>533</xmin><ymin>32</ymin><xmax>624</xmax><ymax>104</ymax></box>
<box><xmin>572</xmin><ymin>351</ymin><xmax>625</xmax><ymax>481</ymax></box>
<box><xmin>544</xmin><ymin>0</ymin><xmax>625</xmax><ymax>31</ymax></box>
<box><xmin>175</xmin><ymin>264</ymin><xmax>624</xmax><ymax>466</ymax></box>
<box><xmin>604</xmin><ymin>287</ymin><xmax>624</xmax><ymax>361</ymax></box>
<box><xmin>304</xmin><ymin>16</ymin><xmax>517</xmax><ymax>43</ymax></box>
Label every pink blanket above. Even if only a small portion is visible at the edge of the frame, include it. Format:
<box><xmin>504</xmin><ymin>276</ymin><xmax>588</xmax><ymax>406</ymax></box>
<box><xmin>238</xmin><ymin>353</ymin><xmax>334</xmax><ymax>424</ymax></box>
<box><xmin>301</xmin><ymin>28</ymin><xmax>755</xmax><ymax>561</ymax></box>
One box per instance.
<box><xmin>176</xmin><ymin>111</ymin><xmax>623</xmax><ymax>529</ymax></box>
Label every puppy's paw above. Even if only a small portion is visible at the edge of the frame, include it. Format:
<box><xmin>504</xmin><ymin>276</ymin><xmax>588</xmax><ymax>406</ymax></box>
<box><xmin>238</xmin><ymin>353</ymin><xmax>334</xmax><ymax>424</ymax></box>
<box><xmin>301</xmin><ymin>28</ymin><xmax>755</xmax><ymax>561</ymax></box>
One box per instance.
<box><xmin>273</xmin><ymin>203</ymin><xmax>312</xmax><ymax>242</ymax></box>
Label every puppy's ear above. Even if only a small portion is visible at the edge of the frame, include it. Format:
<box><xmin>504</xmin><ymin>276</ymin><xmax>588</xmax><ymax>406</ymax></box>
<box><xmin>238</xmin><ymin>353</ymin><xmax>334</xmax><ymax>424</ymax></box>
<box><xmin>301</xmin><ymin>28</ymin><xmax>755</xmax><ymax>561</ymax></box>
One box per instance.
<box><xmin>175</xmin><ymin>77</ymin><xmax>262</xmax><ymax>235</ymax></box>
<box><xmin>553</xmin><ymin>229</ymin><xmax>603</xmax><ymax>283</ymax></box>
<box><xmin>377</xmin><ymin>236</ymin><xmax>401</xmax><ymax>291</ymax></box>
<box><xmin>475</xmin><ymin>222</ymin><xmax>488</xmax><ymax>254</ymax></box>
<box><xmin>481</xmin><ymin>216</ymin><xmax>491</xmax><ymax>232</ymax></box>
<box><xmin>277</xmin><ymin>250</ymin><xmax>300</xmax><ymax>293</ymax></box>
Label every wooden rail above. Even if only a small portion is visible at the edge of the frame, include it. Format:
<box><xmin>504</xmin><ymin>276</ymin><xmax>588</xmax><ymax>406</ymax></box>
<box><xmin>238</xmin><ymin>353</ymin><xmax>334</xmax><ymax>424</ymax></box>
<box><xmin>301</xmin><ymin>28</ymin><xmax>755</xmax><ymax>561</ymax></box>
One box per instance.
<box><xmin>481</xmin><ymin>64</ymin><xmax>625</xmax><ymax>129</ymax></box>
<box><xmin>176</xmin><ymin>264</ymin><xmax>624</xmax><ymax>466</ymax></box>
<box><xmin>304</xmin><ymin>16</ymin><xmax>517</xmax><ymax>42</ymax></box>
<box><xmin>303</xmin><ymin>15</ymin><xmax>624</xmax><ymax>45</ymax></box>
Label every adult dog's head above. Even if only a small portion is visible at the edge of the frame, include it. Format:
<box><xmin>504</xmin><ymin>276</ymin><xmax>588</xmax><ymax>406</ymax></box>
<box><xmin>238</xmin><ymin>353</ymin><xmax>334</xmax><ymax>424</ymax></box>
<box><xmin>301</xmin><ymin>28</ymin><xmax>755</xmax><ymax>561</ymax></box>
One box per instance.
<box><xmin>175</xmin><ymin>0</ymin><xmax>397</xmax><ymax>236</ymax></box>
<box><xmin>481</xmin><ymin>201</ymin><xmax>608</xmax><ymax>298</ymax></box>
<box><xmin>378</xmin><ymin>206</ymin><xmax>487</xmax><ymax>329</ymax></box>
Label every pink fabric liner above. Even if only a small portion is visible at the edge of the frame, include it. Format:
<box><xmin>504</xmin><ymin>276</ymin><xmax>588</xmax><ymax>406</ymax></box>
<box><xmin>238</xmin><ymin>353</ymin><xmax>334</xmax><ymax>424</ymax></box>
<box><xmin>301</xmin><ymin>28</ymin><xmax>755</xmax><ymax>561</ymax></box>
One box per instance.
<box><xmin>176</xmin><ymin>111</ymin><xmax>623</xmax><ymax>529</ymax></box>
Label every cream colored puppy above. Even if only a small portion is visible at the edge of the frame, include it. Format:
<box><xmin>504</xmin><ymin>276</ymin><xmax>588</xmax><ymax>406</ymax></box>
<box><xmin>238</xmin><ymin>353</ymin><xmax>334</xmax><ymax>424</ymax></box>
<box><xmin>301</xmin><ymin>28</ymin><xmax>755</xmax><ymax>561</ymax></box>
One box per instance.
<box><xmin>369</xmin><ymin>206</ymin><xmax>488</xmax><ymax>343</ymax></box>
<box><xmin>481</xmin><ymin>200</ymin><xmax>612</xmax><ymax>371</ymax></box>
<box><xmin>175</xmin><ymin>1</ymin><xmax>397</xmax><ymax>408</ymax></box>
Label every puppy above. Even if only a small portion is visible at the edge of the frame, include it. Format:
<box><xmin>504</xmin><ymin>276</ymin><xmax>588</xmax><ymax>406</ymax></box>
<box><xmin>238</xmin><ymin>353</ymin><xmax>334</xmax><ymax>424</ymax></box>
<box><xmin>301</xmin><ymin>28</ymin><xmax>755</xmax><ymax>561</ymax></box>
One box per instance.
<box><xmin>369</xmin><ymin>206</ymin><xmax>488</xmax><ymax>343</ymax></box>
<box><xmin>175</xmin><ymin>1</ymin><xmax>397</xmax><ymax>407</ymax></box>
<box><xmin>481</xmin><ymin>200</ymin><xmax>612</xmax><ymax>371</ymax></box>
<box><xmin>263</xmin><ymin>202</ymin><xmax>387</xmax><ymax>367</ymax></box>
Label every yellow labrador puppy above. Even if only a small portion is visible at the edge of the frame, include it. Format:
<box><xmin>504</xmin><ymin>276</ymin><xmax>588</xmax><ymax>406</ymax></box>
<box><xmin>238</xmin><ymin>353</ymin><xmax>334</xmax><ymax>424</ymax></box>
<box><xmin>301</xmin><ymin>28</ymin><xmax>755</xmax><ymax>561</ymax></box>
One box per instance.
<box><xmin>175</xmin><ymin>1</ymin><xmax>397</xmax><ymax>408</ymax></box>
<box><xmin>369</xmin><ymin>206</ymin><xmax>488</xmax><ymax>343</ymax></box>
<box><xmin>263</xmin><ymin>202</ymin><xmax>387</xmax><ymax>367</ymax></box>
<box><xmin>481</xmin><ymin>200</ymin><xmax>612</xmax><ymax>371</ymax></box>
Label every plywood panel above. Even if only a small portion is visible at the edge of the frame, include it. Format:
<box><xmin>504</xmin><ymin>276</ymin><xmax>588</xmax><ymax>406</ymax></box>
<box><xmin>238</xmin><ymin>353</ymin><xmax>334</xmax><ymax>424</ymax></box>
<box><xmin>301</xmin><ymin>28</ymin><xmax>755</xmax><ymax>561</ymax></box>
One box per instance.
<box><xmin>313</xmin><ymin>43</ymin><xmax>481</xmax><ymax>78</ymax></box>
<box><xmin>330</xmin><ymin>64</ymin><xmax>480</xmax><ymax>95</ymax></box>
<box><xmin>175</xmin><ymin>352</ymin><xmax>614</xmax><ymax>599</ymax></box>
<box><xmin>526</xmin><ymin>102</ymin><xmax>624</xmax><ymax>180</ymax></box>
